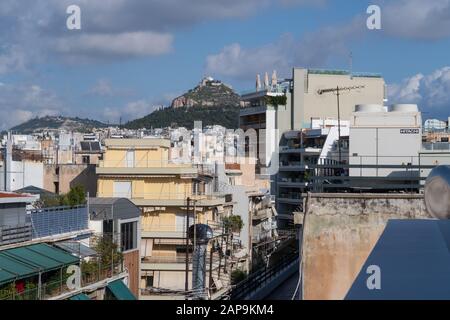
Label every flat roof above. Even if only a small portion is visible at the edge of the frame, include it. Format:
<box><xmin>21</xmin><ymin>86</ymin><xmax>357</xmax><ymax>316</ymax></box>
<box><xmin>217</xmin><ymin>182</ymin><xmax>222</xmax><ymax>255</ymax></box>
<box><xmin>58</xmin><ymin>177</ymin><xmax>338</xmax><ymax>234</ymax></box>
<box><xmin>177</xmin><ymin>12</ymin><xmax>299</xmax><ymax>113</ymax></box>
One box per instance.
<box><xmin>104</xmin><ymin>138</ymin><xmax>170</xmax><ymax>148</ymax></box>
<box><xmin>0</xmin><ymin>192</ymin><xmax>35</xmax><ymax>204</ymax></box>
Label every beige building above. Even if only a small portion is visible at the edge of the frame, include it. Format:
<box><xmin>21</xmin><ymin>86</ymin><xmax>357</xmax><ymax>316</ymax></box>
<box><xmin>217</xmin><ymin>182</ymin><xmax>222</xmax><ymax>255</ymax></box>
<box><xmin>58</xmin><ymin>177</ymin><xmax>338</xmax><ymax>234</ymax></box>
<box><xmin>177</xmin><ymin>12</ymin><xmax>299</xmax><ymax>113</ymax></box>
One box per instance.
<box><xmin>240</xmin><ymin>68</ymin><xmax>386</xmax><ymax>175</ymax></box>
<box><xmin>44</xmin><ymin>164</ymin><xmax>97</xmax><ymax>195</ymax></box>
<box><xmin>96</xmin><ymin>138</ymin><xmax>234</xmax><ymax>299</ymax></box>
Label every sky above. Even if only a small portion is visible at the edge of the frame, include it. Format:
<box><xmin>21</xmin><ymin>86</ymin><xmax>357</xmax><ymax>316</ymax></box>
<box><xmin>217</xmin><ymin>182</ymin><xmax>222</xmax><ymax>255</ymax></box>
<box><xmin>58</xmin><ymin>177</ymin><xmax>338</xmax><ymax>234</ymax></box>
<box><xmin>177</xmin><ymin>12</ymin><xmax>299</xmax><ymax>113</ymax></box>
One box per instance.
<box><xmin>1</xmin><ymin>0</ymin><xmax>450</xmax><ymax>130</ymax></box>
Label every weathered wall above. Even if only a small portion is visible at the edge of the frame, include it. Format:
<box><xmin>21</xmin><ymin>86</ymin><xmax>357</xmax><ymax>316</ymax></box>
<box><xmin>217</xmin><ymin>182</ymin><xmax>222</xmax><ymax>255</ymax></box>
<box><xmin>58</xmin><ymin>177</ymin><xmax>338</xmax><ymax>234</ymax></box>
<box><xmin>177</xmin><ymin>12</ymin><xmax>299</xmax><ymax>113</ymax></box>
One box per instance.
<box><xmin>123</xmin><ymin>249</ymin><xmax>140</xmax><ymax>298</ymax></box>
<box><xmin>302</xmin><ymin>193</ymin><xmax>431</xmax><ymax>300</ymax></box>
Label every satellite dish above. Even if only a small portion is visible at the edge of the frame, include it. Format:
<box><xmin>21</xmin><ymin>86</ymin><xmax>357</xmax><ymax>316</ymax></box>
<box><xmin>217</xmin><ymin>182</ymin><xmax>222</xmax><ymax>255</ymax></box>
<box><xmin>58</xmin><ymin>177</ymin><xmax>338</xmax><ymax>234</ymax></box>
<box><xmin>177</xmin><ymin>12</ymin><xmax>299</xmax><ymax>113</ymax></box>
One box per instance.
<box><xmin>425</xmin><ymin>166</ymin><xmax>450</xmax><ymax>219</ymax></box>
<box><xmin>188</xmin><ymin>224</ymin><xmax>213</xmax><ymax>245</ymax></box>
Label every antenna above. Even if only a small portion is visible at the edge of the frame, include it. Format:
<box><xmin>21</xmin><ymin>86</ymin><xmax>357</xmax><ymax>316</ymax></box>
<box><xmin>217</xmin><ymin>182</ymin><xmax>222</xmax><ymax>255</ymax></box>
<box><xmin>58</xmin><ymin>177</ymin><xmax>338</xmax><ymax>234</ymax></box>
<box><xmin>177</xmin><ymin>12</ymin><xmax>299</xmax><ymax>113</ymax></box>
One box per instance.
<box><xmin>349</xmin><ymin>51</ymin><xmax>353</xmax><ymax>79</ymax></box>
<box><xmin>317</xmin><ymin>85</ymin><xmax>365</xmax><ymax>163</ymax></box>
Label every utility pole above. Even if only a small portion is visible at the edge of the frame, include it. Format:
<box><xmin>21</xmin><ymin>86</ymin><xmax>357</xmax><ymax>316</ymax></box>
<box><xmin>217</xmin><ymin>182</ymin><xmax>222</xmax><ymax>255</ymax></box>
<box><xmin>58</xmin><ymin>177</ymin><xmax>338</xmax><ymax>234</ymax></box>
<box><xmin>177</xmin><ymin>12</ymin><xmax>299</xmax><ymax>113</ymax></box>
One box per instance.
<box><xmin>185</xmin><ymin>197</ymin><xmax>191</xmax><ymax>295</ymax></box>
<box><xmin>317</xmin><ymin>85</ymin><xmax>365</xmax><ymax>164</ymax></box>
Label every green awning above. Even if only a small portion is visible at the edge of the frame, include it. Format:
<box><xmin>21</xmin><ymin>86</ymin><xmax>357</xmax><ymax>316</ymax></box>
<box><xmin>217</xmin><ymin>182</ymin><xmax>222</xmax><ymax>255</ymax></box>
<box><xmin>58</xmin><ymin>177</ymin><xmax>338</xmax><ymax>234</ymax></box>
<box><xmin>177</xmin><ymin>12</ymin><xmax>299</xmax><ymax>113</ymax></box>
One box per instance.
<box><xmin>106</xmin><ymin>280</ymin><xmax>136</xmax><ymax>300</ymax></box>
<box><xmin>69</xmin><ymin>293</ymin><xmax>91</xmax><ymax>300</ymax></box>
<box><xmin>0</xmin><ymin>243</ymin><xmax>79</xmax><ymax>285</ymax></box>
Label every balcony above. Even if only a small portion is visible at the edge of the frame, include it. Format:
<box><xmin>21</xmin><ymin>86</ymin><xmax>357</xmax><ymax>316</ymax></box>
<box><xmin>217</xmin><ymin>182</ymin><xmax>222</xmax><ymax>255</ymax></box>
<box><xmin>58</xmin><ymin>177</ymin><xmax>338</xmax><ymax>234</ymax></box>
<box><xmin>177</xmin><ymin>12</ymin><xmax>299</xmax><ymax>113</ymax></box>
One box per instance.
<box><xmin>141</xmin><ymin>255</ymin><xmax>192</xmax><ymax>271</ymax></box>
<box><xmin>252</xmin><ymin>208</ymin><xmax>272</xmax><ymax>221</ymax></box>
<box><xmin>97</xmin><ymin>160</ymin><xmax>198</xmax><ymax>176</ymax></box>
<box><xmin>277</xmin><ymin>178</ymin><xmax>308</xmax><ymax>188</ymax></box>
<box><xmin>0</xmin><ymin>224</ymin><xmax>32</xmax><ymax>246</ymax></box>
<box><xmin>115</xmin><ymin>192</ymin><xmax>228</xmax><ymax>207</ymax></box>
<box><xmin>280</xmin><ymin>146</ymin><xmax>322</xmax><ymax>155</ymax></box>
<box><xmin>278</xmin><ymin>192</ymin><xmax>303</xmax><ymax>204</ymax></box>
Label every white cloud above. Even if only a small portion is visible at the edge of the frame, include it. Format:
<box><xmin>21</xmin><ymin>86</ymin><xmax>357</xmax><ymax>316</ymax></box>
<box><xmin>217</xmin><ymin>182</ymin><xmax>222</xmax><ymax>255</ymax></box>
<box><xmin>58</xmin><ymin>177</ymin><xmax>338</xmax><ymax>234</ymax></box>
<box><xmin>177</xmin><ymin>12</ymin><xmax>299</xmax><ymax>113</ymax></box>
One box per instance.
<box><xmin>388</xmin><ymin>66</ymin><xmax>450</xmax><ymax>118</ymax></box>
<box><xmin>55</xmin><ymin>32</ymin><xmax>173</xmax><ymax>61</ymax></box>
<box><xmin>382</xmin><ymin>0</ymin><xmax>450</xmax><ymax>40</ymax></box>
<box><xmin>205</xmin><ymin>17</ymin><xmax>364</xmax><ymax>80</ymax></box>
<box><xmin>87</xmin><ymin>79</ymin><xmax>134</xmax><ymax>97</ymax></box>
<box><xmin>0</xmin><ymin>0</ymin><xmax>333</xmax><ymax>69</ymax></box>
<box><xmin>100</xmin><ymin>100</ymin><xmax>158</xmax><ymax>123</ymax></box>
<box><xmin>0</xmin><ymin>83</ymin><xmax>65</xmax><ymax>130</ymax></box>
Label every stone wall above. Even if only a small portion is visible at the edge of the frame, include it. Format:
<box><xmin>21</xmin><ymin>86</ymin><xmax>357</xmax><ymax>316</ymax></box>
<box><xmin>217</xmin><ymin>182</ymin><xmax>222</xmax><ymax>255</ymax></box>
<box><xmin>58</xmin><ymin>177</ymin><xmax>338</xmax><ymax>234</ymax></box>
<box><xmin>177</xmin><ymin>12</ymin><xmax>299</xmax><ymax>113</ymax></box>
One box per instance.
<box><xmin>302</xmin><ymin>193</ymin><xmax>431</xmax><ymax>300</ymax></box>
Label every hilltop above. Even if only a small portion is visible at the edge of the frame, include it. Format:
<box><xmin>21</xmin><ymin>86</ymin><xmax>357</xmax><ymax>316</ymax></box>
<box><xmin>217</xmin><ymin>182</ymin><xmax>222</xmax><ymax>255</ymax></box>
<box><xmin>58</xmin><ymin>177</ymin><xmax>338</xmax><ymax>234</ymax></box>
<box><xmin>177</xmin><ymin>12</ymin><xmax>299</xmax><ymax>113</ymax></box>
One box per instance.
<box><xmin>171</xmin><ymin>77</ymin><xmax>241</xmax><ymax>109</ymax></box>
<box><xmin>10</xmin><ymin>116</ymin><xmax>108</xmax><ymax>134</ymax></box>
<box><xmin>126</xmin><ymin>77</ymin><xmax>241</xmax><ymax>129</ymax></box>
<box><xmin>125</xmin><ymin>105</ymin><xmax>239</xmax><ymax>130</ymax></box>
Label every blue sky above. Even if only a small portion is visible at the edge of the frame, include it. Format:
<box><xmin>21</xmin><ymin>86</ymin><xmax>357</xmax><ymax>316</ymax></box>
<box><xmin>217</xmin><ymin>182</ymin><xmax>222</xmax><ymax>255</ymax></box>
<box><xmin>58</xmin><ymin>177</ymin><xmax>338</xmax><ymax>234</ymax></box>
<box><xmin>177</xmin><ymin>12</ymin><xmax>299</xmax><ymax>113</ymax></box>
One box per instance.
<box><xmin>1</xmin><ymin>0</ymin><xmax>450</xmax><ymax>129</ymax></box>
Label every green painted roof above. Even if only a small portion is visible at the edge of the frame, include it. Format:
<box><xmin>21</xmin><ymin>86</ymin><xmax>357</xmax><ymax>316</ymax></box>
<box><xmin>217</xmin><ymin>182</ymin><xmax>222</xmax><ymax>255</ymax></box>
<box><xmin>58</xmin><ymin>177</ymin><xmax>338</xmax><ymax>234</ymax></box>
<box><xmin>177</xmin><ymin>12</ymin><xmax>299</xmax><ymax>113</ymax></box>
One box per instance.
<box><xmin>106</xmin><ymin>280</ymin><xmax>136</xmax><ymax>300</ymax></box>
<box><xmin>69</xmin><ymin>293</ymin><xmax>91</xmax><ymax>300</ymax></box>
<box><xmin>0</xmin><ymin>243</ymin><xmax>79</xmax><ymax>285</ymax></box>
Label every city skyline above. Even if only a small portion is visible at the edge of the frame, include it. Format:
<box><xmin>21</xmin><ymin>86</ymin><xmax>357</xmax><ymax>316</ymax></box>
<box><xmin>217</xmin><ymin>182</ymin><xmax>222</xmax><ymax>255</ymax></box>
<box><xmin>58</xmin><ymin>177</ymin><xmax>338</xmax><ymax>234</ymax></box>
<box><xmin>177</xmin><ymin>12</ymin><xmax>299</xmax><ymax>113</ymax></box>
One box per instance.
<box><xmin>1</xmin><ymin>0</ymin><xmax>450</xmax><ymax>130</ymax></box>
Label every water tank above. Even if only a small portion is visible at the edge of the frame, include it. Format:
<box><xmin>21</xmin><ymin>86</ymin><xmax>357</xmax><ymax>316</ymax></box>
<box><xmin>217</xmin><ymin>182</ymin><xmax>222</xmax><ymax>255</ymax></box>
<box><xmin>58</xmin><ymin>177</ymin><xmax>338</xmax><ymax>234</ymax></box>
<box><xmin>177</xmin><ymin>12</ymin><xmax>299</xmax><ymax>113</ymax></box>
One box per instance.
<box><xmin>188</xmin><ymin>224</ymin><xmax>214</xmax><ymax>245</ymax></box>
<box><xmin>390</xmin><ymin>104</ymin><xmax>418</xmax><ymax>112</ymax></box>
<box><xmin>425</xmin><ymin>166</ymin><xmax>450</xmax><ymax>219</ymax></box>
<box><xmin>354</xmin><ymin>104</ymin><xmax>385</xmax><ymax>113</ymax></box>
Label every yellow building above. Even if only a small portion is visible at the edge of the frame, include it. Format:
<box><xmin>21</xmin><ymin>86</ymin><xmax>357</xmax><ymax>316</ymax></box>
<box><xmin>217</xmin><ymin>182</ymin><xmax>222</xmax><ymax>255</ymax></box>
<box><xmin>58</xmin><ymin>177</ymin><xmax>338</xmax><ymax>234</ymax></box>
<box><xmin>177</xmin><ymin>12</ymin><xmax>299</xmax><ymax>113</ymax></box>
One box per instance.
<box><xmin>96</xmin><ymin>138</ymin><xmax>233</xmax><ymax>299</ymax></box>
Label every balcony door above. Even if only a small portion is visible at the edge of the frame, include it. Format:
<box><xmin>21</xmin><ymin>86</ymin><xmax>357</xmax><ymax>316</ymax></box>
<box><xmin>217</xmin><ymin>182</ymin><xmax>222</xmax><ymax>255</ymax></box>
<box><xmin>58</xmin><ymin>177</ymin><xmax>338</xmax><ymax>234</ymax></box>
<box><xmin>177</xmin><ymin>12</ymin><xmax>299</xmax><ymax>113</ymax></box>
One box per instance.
<box><xmin>126</xmin><ymin>150</ymin><xmax>135</xmax><ymax>168</ymax></box>
<box><xmin>113</xmin><ymin>181</ymin><xmax>132</xmax><ymax>198</ymax></box>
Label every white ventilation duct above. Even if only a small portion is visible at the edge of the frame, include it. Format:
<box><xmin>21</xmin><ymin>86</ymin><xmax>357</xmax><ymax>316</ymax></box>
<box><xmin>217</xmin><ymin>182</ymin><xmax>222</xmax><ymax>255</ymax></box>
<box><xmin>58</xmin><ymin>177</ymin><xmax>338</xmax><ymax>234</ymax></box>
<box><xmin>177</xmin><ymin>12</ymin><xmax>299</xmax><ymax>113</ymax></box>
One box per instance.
<box><xmin>354</xmin><ymin>104</ymin><xmax>385</xmax><ymax>113</ymax></box>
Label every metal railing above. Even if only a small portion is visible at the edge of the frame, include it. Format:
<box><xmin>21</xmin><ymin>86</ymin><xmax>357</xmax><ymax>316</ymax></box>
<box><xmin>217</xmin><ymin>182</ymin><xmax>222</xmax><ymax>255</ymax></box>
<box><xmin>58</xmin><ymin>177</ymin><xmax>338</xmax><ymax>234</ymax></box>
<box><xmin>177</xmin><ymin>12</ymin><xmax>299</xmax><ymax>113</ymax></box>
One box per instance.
<box><xmin>0</xmin><ymin>224</ymin><xmax>32</xmax><ymax>246</ymax></box>
<box><xmin>28</xmin><ymin>205</ymin><xmax>88</xmax><ymax>239</ymax></box>
<box><xmin>111</xmin><ymin>192</ymin><xmax>225</xmax><ymax>201</ymax></box>
<box><xmin>226</xmin><ymin>251</ymin><xmax>299</xmax><ymax>300</ymax></box>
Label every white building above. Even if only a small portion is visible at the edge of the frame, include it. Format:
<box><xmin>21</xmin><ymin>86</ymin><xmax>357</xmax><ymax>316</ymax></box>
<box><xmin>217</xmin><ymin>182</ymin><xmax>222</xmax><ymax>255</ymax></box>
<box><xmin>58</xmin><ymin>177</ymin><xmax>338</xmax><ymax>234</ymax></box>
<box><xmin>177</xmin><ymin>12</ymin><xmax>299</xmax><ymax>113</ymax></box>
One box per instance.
<box><xmin>349</xmin><ymin>104</ymin><xmax>422</xmax><ymax>178</ymax></box>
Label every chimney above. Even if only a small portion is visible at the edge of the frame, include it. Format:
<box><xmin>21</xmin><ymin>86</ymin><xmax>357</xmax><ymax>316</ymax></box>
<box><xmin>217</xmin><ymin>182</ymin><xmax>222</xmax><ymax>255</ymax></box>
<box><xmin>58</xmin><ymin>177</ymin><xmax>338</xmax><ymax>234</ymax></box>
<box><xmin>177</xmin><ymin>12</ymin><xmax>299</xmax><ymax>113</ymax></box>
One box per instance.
<box><xmin>256</xmin><ymin>74</ymin><xmax>261</xmax><ymax>92</ymax></box>
<box><xmin>264</xmin><ymin>72</ymin><xmax>269</xmax><ymax>89</ymax></box>
<box><xmin>271</xmin><ymin>70</ymin><xmax>278</xmax><ymax>87</ymax></box>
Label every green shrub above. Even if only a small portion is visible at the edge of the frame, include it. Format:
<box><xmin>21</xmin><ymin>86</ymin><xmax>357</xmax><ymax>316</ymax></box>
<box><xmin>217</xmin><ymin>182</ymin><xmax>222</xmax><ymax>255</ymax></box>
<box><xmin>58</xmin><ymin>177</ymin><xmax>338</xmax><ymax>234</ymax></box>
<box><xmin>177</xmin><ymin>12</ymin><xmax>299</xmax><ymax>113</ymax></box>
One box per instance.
<box><xmin>231</xmin><ymin>269</ymin><xmax>247</xmax><ymax>285</ymax></box>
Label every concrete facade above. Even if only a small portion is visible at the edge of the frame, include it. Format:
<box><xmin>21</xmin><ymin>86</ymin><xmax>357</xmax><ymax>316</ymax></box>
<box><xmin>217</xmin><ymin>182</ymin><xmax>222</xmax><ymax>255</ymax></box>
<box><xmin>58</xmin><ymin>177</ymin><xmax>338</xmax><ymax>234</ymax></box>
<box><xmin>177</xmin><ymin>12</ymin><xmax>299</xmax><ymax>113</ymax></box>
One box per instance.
<box><xmin>43</xmin><ymin>164</ymin><xmax>97</xmax><ymax>195</ymax></box>
<box><xmin>301</xmin><ymin>193</ymin><xmax>431</xmax><ymax>300</ymax></box>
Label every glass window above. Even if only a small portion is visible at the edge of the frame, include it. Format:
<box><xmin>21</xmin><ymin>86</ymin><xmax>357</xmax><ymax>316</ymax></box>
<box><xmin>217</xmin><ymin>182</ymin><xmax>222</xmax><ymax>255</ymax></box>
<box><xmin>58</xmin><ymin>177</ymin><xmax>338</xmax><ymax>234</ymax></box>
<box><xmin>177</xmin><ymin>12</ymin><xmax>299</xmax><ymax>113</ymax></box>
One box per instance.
<box><xmin>121</xmin><ymin>221</ymin><xmax>137</xmax><ymax>251</ymax></box>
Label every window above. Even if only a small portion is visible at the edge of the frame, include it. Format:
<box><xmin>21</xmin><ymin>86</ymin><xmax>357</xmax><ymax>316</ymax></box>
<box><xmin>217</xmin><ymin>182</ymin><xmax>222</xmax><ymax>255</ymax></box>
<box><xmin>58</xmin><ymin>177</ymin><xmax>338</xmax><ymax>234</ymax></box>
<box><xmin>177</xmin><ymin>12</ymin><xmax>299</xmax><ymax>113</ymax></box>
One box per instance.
<box><xmin>82</xmin><ymin>155</ymin><xmax>90</xmax><ymax>164</ymax></box>
<box><xmin>121</xmin><ymin>221</ymin><xmax>137</xmax><ymax>251</ymax></box>
<box><xmin>103</xmin><ymin>220</ymin><xmax>113</xmax><ymax>234</ymax></box>
<box><xmin>113</xmin><ymin>181</ymin><xmax>132</xmax><ymax>198</ymax></box>
<box><xmin>145</xmin><ymin>274</ymin><xmax>154</xmax><ymax>287</ymax></box>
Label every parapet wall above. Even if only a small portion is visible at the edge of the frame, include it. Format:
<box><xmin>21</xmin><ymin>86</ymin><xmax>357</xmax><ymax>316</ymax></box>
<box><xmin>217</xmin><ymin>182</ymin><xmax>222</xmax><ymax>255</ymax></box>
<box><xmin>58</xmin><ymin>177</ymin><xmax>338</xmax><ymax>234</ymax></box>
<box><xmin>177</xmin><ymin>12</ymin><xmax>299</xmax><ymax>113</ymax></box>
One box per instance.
<box><xmin>302</xmin><ymin>193</ymin><xmax>431</xmax><ymax>300</ymax></box>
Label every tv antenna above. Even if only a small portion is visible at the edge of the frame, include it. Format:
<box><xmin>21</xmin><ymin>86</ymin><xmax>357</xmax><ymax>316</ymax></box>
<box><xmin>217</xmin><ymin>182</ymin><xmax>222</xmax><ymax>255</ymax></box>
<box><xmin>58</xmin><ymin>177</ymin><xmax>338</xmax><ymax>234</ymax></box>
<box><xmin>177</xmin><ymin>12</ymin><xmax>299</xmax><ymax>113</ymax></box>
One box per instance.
<box><xmin>317</xmin><ymin>85</ymin><xmax>365</xmax><ymax>163</ymax></box>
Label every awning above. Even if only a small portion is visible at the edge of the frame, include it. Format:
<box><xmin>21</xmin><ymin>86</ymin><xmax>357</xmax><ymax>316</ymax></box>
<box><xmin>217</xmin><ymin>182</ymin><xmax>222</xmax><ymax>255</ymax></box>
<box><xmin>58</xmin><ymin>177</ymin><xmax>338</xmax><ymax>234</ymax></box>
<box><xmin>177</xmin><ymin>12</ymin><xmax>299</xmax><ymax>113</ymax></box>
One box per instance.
<box><xmin>106</xmin><ymin>280</ymin><xmax>136</xmax><ymax>300</ymax></box>
<box><xmin>0</xmin><ymin>243</ymin><xmax>79</xmax><ymax>285</ymax></box>
<box><xmin>69</xmin><ymin>293</ymin><xmax>91</xmax><ymax>300</ymax></box>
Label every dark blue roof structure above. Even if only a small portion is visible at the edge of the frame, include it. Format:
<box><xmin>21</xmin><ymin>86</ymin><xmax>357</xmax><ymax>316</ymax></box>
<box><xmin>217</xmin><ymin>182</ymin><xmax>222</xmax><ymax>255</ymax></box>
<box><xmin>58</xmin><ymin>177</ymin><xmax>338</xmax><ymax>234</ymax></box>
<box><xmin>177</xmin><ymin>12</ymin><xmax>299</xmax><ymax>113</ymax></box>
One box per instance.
<box><xmin>346</xmin><ymin>219</ymin><xmax>450</xmax><ymax>300</ymax></box>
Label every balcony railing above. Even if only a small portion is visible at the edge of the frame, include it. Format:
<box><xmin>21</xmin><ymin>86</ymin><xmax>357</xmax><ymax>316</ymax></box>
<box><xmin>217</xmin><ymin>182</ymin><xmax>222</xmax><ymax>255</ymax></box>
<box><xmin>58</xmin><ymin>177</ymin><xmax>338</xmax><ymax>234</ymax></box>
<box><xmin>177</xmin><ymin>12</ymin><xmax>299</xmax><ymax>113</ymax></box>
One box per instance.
<box><xmin>142</xmin><ymin>256</ymin><xmax>192</xmax><ymax>264</ymax></box>
<box><xmin>111</xmin><ymin>192</ymin><xmax>225</xmax><ymax>202</ymax></box>
<box><xmin>98</xmin><ymin>159</ymin><xmax>193</xmax><ymax>168</ymax></box>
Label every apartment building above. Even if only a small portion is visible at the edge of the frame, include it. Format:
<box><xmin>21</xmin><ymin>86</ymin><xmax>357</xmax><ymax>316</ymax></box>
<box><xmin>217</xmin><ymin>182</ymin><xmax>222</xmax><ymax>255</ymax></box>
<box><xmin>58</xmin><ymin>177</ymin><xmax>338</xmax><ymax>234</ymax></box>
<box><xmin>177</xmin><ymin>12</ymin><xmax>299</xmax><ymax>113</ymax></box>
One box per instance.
<box><xmin>0</xmin><ymin>192</ymin><xmax>138</xmax><ymax>300</ymax></box>
<box><xmin>96</xmin><ymin>138</ymin><xmax>234</xmax><ymax>299</ymax></box>
<box><xmin>240</xmin><ymin>68</ymin><xmax>385</xmax><ymax>177</ymax></box>
<box><xmin>277</xmin><ymin>120</ymin><xmax>350</xmax><ymax>226</ymax></box>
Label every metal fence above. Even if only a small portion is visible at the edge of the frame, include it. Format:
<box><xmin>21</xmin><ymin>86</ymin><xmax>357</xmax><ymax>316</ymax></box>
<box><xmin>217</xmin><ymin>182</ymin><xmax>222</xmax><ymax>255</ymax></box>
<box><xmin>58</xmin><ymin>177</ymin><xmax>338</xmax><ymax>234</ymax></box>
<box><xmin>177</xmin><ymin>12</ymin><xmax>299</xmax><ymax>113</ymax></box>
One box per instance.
<box><xmin>28</xmin><ymin>205</ymin><xmax>88</xmax><ymax>239</ymax></box>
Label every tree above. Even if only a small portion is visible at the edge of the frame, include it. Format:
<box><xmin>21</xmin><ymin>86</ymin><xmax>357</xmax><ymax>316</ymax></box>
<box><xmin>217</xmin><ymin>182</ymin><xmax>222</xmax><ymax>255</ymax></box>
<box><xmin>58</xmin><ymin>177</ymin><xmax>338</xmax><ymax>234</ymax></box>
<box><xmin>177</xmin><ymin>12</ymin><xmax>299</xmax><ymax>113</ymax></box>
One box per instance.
<box><xmin>223</xmin><ymin>215</ymin><xmax>244</xmax><ymax>233</ymax></box>
<box><xmin>37</xmin><ymin>185</ymin><xmax>86</xmax><ymax>208</ymax></box>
